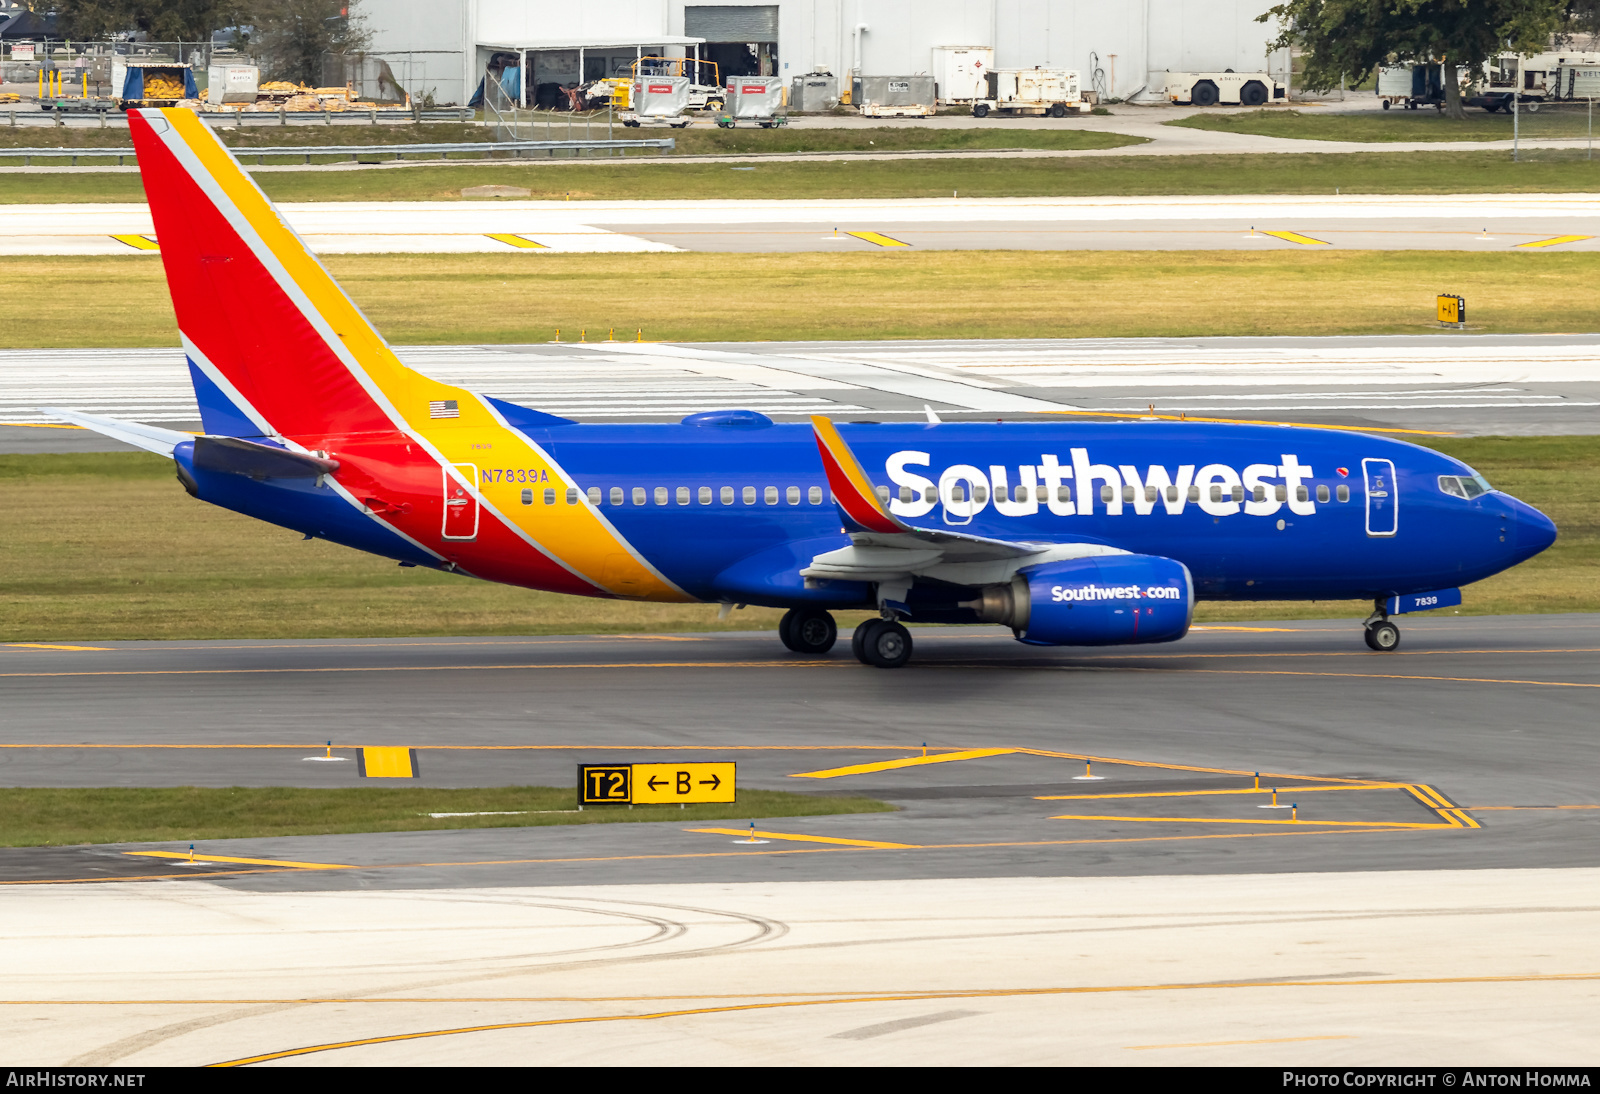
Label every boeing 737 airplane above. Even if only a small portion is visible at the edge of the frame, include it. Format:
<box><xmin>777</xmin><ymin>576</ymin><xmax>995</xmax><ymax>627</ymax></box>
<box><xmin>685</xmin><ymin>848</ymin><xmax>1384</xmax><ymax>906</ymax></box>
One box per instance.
<box><xmin>51</xmin><ymin>109</ymin><xmax>1558</xmax><ymax>668</ymax></box>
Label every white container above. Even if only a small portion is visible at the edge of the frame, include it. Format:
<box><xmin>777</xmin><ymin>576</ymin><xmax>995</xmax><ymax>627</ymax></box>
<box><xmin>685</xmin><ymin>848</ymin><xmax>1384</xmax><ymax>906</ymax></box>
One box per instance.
<box><xmin>207</xmin><ymin>64</ymin><xmax>259</xmax><ymax>104</ymax></box>
<box><xmin>1556</xmin><ymin>64</ymin><xmax>1600</xmax><ymax>99</ymax></box>
<box><xmin>790</xmin><ymin>73</ymin><xmax>838</xmax><ymax>112</ymax></box>
<box><xmin>932</xmin><ymin>46</ymin><xmax>993</xmax><ymax>102</ymax></box>
<box><xmin>630</xmin><ymin>76</ymin><xmax>690</xmax><ymax>118</ymax></box>
<box><xmin>726</xmin><ymin>75</ymin><xmax>784</xmax><ymax>119</ymax></box>
<box><xmin>1376</xmin><ymin>65</ymin><xmax>1415</xmax><ymax>97</ymax></box>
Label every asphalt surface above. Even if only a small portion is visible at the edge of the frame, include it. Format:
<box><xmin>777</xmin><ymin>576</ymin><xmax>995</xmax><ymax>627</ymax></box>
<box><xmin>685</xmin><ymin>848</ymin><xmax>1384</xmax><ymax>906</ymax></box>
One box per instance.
<box><xmin>2</xmin><ymin>614</ymin><xmax>1595</xmax><ymax>891</ymax></box>
<box><xmin>5</xmin><ymin>334</ymin><xmax>1598</xmax><ymax>450</ymax></box>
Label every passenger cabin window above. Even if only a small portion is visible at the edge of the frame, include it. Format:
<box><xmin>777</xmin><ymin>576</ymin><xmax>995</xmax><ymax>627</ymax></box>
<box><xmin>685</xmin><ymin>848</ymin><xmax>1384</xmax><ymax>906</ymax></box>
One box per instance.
<box><xmin>1209</xmin><ymin>486</ymin><xmax>1223</xmax><ymax>503</ymax></box>
<box><xmin>1166</xmin><ymin>486</ymin><xmax>1179</xmax><ymax>502</ymax></box>
<box><xmin>995</xmin><ymin>485</ymin><xmax>1009</xmax><ymax>503</ymax></box>
<box><xmin>1295</xmin><ymin>486</ymin><xmax>1309</xmax><ymax>503</ymax></box>
<box><xmin>521</xmin><ymin>489</ymin><xmax>533</xmax><ymax>505</ymax></box>
<box><xmin>676</xmin><ymin>487</ymin><xmax>690</xmax><ymax>505</ymax></box>
<box><xmin>786</xmin><ymin>486</ymin><xmax>800</xmax><ymax>505</ymax></box>
<box><xmin>1275</xmin><ymin>485</ymin><xmax>1287</xmax><ymax>502</ymax></box>
<box><xmin>743</xmin><ymin>486</ymin><xmax>756</xmax><ymax>504</ymax></box>
<box><xmin>721</xmin><ymin>486</ymin><xmax>735</xmax><ymax>504</ymax></box>
<box><xmin>587</xmin><ymin>487</ymin><xmax>601</xmax><ymax>505</ymax></box>
<box><xmin>899</xmin><ymin>486</ymin><xmax>914</xmax><ymax>503</ymax></box>
<box><xmin>925</xmin><ymin>486</ymin><xmax>938</xmax><ymax>503</ymax></box>
<box><xmin>875</xmin><ymin>485</ymin><xmax>890</xmax><ymax>503</ymax></box>
<box><xmin>1336</xmin><ymin>484</ymin><xmax>1350</xmax><ymax>502</ymax></box>
<box><xmin>973</xmin><ymin>485</ymin><xmax>988</xmax><ymax>504</ymax></box>
<box><xmin>544</xmin><ymin>487</ymin><xmax>556</xmax><ymax>505</ymax></box>
<box><xmin>655</xmin><ymin>487</ymin><xmax>668</xmax><ymax>506</ymax></box>
<box><xmin>633</xmin><ymin>487</ymin><xmax>646</xmax><ymax>506</ymax></box>
<box><xmin>1316</xmin><ymin>484</ymin><xmax>1330</xmax><ymax>503</ymax></box>
<box><xmin>765</xmin><ymin>486</ymin><xmax>779</xmax><ymax>504</ymax></box>
<box><xmin>1059</xmin><ymin>486</ymin><xmax>1073</xmax><ymax>503</ymax></box>
<box><xmin>1103</xmin><ymin>486</ymin><xmax>1116</xmax><ymax>503</ymax></box>
<box><xmin>610</xmin><ymin>487</ymin><xmax>624</xmax><ymax>505</ymax></box>
<box><xmin>699</xmin><ymin>486</ymin><xmax>712</xmax><ymax>504</ymax></box>
<box><xmin>809</xmin><ymin>486</ymin><xmax>823</xmax><ymax>504</ymax></box>
<box><xmin>1121</xmin><ymin>485</ymin><xmax>1135</xmax><ymax>502</ymax></box>
<box><xmin>566</xmin><ymin>487</ymin><xmax>579</xmax><ymax>505</ymax></box>
<box><xmin>1231</xmin><ymin>486</ymin><xmax>1244</xmax><ymax>503</ymax></box>
<box><xmin>1252</xmin><ymin>486</ymin><xmax>1266</xmax><ymax>503</ymax></box>
<box><xmin>1187</xmin><ymin>486</ymin><xmax>1200</xmax><ymax>502</ymax></box>
<box><xmin>951</xmin><ymin>485</ymin><xmax>967</xmax><ymax>502</ymax></box>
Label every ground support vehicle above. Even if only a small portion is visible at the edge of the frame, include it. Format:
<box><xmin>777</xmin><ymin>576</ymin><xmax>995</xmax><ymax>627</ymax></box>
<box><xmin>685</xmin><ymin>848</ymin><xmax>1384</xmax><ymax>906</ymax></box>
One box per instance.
<box><xmin>38</xmin><ymin>96</ymin><xmax>116</xmax><ymax>113</ymax></box>
<box><xmin>1377</xmin><ymin>64</ymin><xmax>1444</xmax><ymax>110</ymax></box>
<box><xmin>932</xmin><ymin>46</ymin><xmax>993</xmax><ymax>103</ymax></box>
<box><xmin>1549</xmin><ymin>64</ymin><xmax>1600</xmax><ymax>102</ymax></box>
<box><xmin>971</xmin><ymin>68</ymin><xmax>1087</xmax><ymax>117</ymax></box>
<box><xmin>853</xmin><ymin>75</ymin><xmax>936</xmax><ymax>118</ymax></box>
<box><xmin>1165</xmin><ymin>70</ymin><xmax>1286</xmax><ymax>106</ymax></box>
<box><xmin>111</xmin><ymin>61</ymin><xmax>196</xmax><ymax>110</ymax></box>
<box><xmin>716</xmin><ymin>76</ymin><xmax>787</xmax><ymax>127</ymax></box>
<box><xmin>620</xmin><ymin>76</ymin><xmax>693</xmax><ymax>128</ymax></box>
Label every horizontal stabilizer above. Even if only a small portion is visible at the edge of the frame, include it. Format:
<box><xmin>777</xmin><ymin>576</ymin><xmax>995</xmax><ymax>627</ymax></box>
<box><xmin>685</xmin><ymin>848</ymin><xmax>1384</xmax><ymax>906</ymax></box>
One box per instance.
<box><xmin>193</xmin><ymin>435</ymin><xmax>340</xmax><ymax>480</ymax></box>
<box><xmin>41</xmin><ymin>408</ymin><xmax>192</xmax><ymax>458</ymax></box>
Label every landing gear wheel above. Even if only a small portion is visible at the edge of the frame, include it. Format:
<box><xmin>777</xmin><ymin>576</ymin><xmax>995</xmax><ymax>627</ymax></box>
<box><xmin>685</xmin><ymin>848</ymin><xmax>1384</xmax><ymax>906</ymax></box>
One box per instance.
<box><xmin>1364</xmin><ymin>620</ymin><xmax>1401</xmax><ymax>651</ymax></box>
<box><xmin>781</xmin><ymin>608</ymin><xmax>837</xmax><ymax>654</ymax></box>
<box><xmin>861</xmin><ymin>621</ymin><xmax>913</xmax><ymax>668</ymax></box>
<box><xmin>851</xmin><ymin>618</ymin><xmax>884</xmax><ymax>664</ymax></box>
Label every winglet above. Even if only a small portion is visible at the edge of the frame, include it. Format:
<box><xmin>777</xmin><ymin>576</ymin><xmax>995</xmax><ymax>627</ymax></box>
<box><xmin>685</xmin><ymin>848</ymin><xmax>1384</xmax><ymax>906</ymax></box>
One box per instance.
<box><xmin>809</xmin><ymin>416</ymin><xmax>907</xmax><ymax>534</ymax></box>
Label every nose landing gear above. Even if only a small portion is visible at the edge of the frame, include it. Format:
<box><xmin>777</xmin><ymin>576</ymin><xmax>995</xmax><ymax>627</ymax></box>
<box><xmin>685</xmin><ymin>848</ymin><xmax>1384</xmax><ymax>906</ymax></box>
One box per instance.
<box><xmin>1363</xmin><ymin>602</ymin><xmax>1401</xmax><ymax>652</ymax></box>
<box><xmin>778</xmin><ymin>608</ymin><xmax>838</xmax><ymax>654</ymax></box>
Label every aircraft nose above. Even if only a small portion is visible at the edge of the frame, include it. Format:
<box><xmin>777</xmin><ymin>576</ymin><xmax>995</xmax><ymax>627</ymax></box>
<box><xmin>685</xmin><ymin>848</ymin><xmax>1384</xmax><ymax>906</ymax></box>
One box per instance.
<box><xmin>1505</xmin><ymin>495</ymin><xmax>1558</xmax><ymax>558</ymax></box>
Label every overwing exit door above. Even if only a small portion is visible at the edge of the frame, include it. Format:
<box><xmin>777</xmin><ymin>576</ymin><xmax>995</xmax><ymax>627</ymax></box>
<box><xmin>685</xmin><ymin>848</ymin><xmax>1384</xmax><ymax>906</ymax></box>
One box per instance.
<box><xmin>442</xmin><ymin>464</ymin><xmax>480</xmax><ymax>540</ymax></box>
<box><xmin>1363</xmin><ymin>458</ymin><xmax>1398</xmax><ymax>537</ymax></box>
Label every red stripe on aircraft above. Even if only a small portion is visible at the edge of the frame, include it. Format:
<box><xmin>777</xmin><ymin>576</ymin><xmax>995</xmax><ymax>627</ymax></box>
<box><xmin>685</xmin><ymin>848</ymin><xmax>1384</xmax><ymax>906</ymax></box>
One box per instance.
<box><xmin>812</xmin><ymin>433</ymin><xmax>901</xmax><ymax>534</ymax></box>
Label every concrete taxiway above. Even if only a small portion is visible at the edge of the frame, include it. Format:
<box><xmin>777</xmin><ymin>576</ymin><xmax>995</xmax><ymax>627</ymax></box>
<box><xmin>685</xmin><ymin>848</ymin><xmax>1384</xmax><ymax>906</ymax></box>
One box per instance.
<box><xmin>6</xmin><ymin>194</ymin><xmax>1600</xmax><ymax>255</ymax></box>
<box><xmin>4</xmin><ymin>334</ymin><xmax>1598</xmax><ymax>453</ymax></box>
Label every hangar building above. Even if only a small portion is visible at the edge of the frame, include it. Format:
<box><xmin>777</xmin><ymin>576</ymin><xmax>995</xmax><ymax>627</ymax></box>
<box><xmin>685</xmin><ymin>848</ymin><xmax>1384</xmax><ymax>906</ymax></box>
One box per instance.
<box><xmin>358</xmin><ymin>0</ymin><xmax>1287</xmax><ymax>108</ymax></box>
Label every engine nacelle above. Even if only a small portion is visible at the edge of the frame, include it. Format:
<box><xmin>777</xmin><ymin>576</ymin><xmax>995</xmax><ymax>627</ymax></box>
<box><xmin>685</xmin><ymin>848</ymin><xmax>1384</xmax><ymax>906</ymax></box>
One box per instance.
<box><xmin>966</xmin><ymin>554</ymin><xmax>1193</xmax><ymax>646</ymax></box>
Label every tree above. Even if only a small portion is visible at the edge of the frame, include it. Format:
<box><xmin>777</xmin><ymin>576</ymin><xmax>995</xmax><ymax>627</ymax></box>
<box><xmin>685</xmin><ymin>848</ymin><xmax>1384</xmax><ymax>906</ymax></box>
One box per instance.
<box><xmin>55</xmin><ymin>0</ymin><xmax>241</xmax><ymax>42</ymax></box>
<box><xmin>241</xmin><ymin>0</ymin><xmax>371</xmax><ymax>86</ymax></box>
<box><xmin>1260</xmin><ymin>0</ymin><xmax>1569</xmax><ymax>119</ymax></box>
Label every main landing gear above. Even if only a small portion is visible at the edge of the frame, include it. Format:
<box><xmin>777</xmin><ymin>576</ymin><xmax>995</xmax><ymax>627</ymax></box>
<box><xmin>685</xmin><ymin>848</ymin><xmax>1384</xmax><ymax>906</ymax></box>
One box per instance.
<box><xmin>778</xmin><ymin>607</ymin><xmax>837</xmax><ymax>654</ymax></box>
<box><xmin>852</xmin><ymin>617</ymin><xmax>913</xmax><ymax>668</ymax></box>
<box><xmin>1363</xmin><ymin>604</ymin><xmax>1401</xmax><ymax>652</ymax></box>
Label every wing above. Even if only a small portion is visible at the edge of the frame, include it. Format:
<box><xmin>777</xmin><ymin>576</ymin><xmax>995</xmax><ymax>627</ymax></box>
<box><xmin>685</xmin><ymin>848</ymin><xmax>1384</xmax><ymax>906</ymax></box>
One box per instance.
<box><xmin>804</xmin><ymin>415</ymin><xmax>1125</xmax><ymax>591</ymax></box>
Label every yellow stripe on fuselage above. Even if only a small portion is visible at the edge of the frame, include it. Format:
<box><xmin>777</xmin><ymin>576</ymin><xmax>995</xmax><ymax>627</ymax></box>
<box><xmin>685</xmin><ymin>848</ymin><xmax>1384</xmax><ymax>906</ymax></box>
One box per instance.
<box><xmin>158</xmin><ymin>110</ymin><xmax>685</xmax><ymax>602</ymax></box>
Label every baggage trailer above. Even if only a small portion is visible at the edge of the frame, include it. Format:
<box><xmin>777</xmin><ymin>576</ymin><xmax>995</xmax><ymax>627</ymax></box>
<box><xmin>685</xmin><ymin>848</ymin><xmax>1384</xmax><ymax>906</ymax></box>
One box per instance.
<box><xmin>716</xmin><ymin>76</ymin><xmax>787</xmax><ymax>128</ymax></box>
<box><xmin>1165</xmin><ymin>70</ymin><xmax>1286</xmax><ymax>106</ymax></box>
<box><xmin>620</xmin><ymin>76</ymin><xmax>694</xmax><ymax>128</ymax></box>
<box><xmin>971</xmin><ymin>68</ymin><xmax>1087</xmax><ymax>117</ymax></box>
<box><xmin>853</xmin><ymin>75</ymin><xmax>935</xmax><ymax>118</ymax></box>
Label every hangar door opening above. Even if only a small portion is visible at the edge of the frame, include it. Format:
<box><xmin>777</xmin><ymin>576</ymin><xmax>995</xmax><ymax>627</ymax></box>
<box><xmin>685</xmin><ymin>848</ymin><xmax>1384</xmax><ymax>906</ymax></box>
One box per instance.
<box><xmin>685</xmin><ymin>5</ymin><xmax>779</xmax><ymax>78</ymax></box>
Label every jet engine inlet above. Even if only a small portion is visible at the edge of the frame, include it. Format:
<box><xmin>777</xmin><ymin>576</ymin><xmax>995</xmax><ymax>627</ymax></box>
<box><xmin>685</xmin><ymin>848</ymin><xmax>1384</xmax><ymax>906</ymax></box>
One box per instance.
<box><xmin>962</xmin><ymin>575</ymin><xmax>1031</xmax><ymax>630</ymax></box>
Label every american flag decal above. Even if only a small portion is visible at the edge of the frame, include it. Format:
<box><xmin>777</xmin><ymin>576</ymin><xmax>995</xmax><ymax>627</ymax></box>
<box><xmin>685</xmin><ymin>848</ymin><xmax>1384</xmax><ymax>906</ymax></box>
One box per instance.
<box><xmin>429</xmin><ymin>399</ymin><xmax>459</xmax><ymax>419</ymax></box>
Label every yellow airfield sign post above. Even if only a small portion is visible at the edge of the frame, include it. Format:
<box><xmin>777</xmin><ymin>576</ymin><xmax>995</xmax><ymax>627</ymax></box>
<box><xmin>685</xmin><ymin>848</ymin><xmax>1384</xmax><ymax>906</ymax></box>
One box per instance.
<box><xmin>579</xmin><ymin>762</ymin><xmax>736</xmax><ymax>806</ymax></box>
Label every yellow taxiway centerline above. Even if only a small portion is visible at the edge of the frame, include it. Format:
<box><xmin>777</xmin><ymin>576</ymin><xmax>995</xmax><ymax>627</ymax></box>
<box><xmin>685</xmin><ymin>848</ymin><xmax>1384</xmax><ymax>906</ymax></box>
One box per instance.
<box><xmin>109</xmin><ymin>234</ymin><xmax>159</xmax><ymax>251</ymax></box>
<box><xmin>124</xmin><ymin>851</ymin><xmax>352</xmax><ymax>870</ymax></box>
<box><xmin>685</xmin><ymin>828</ymin><xmax>918</xmax><ymax>849</ymax></box>
<box><xmin>4</xmin><ymin>643</ymin><xmax>114</xmax><ymax>652</ymax></box>
<box><xmin>791</xmin><ymin>747</ymin><xmax>1016</xmax><ymax>779</ymax></box>
<box><xmin>208</xmin><ymin>972</ymin><xmax>1600</xmax><ymax>1066</ymax></box>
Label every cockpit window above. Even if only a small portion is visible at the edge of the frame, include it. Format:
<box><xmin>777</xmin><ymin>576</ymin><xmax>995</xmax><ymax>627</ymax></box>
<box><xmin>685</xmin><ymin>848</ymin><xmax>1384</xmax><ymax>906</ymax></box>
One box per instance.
<box><xmin>1439</xmin><ymin>474</ymin><xmax>1491</xmax><ymax>499</ymax></box>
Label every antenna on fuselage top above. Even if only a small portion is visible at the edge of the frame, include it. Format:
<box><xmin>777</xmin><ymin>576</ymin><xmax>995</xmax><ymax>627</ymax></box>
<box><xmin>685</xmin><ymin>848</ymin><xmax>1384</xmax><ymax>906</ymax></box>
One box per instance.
<box><xmin>924</xmin><ymin>405</ymin><xmax>943</xmax><ymax>425</ymax></box>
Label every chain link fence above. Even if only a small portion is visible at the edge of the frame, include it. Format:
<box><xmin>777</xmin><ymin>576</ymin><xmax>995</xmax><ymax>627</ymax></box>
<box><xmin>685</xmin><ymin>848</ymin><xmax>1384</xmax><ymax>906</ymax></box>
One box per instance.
<box><xmin>1507</xmin><ymin>96</ymin><xmax>1600</xmax><ymax>162</ymax></box>
<box><xmin>482</xmin><ymin>69</ymin><xmax>616</xmax><ymax>143</ymax></box>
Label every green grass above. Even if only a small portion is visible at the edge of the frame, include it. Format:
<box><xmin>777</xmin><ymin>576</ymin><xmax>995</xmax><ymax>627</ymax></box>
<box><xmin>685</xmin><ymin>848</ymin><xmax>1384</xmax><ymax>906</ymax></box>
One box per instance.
<box><xmin>6</xmin><ymin>149</ymin><xmax>1600</xmax><ymax>204</ymax></box>
<box><xmin>8</xmin><ymin>251</ymin><xmax>1600</xmax><ymax>349</ymax></box>
<box><xmin>1168</xmin><ymin>107</ymin><xmax>1600</xmax><ymax>143</ymax></box>
<box><xmin>0</xmin><ymin>438</ymin><xmax>1592</xmax><ymax>640</ymax></box>
<box><xmin>0</xmin><ymin>786</ymin><xmax>893</xmax><ymax>847</ymax></box>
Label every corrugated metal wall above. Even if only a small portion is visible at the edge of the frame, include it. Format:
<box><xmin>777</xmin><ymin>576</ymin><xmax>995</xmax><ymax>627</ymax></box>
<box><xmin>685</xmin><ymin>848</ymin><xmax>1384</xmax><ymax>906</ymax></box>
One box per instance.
<box><xmin>685</xmin><ymin>5</ymin><xmax>780</xmax><ymax>41</ymax></box>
